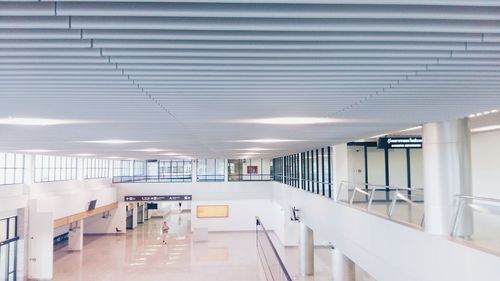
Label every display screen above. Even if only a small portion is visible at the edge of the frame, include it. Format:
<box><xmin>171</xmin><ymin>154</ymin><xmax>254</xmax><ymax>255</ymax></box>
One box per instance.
<box><xmin>88</xmin><ymin>200</ymin><xmax>97</xmax><ymax>211</ymax></box>
<box><xmin>147</xmin><ymin>203</ymin><xmax>158</xmax><ymax>209</ymax></box>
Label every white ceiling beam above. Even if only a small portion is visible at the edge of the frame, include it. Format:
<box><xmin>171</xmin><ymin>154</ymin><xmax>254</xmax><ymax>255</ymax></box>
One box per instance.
<box><xmin>55</xmin><ymin>2</ymin><xmax>500</xmax><ymax>20</ymax></box>
<box><xmin>102</xmin><ymin>49</ymin><xmax>452</xmax><ymax>58</ymax></box>
<box><xmin>93</xmin><ymin>40</ymin><xmax>467</xmax><ymax>50</ymax></box>
<box><xmin>70</xmin><ymin>17</ymin><xmax>500</xmax><ymax>33</ymax></box>
<box><xmin>83</xmin><ymin>30</ymin><xmax>485</xmax><ymax>42</ymax></box>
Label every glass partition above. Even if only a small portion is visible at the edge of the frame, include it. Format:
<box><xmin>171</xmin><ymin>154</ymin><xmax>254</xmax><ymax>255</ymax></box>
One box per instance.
<box><xmin>228</xmin><ymin>159</ymin><xmax>271</xmax><ymax>181</ymax></box>
<box><xmin>34</xmin><ymin>155</ymin><xmax>77</xmax><ymax>183</ymax></box>
<box><xmin>113</xmin><ymin>160</ymin><xmax>192</xmax><ymax>183</ymax></box>
<box><xmin>197</xmin><ymin>159</ymin><xmax>225</xmax><ymax>182</ymax></box>
<box><xmin>0</xmin><ymin>216</ymin><xmax>18</xmax><ymax>281</ymax></box>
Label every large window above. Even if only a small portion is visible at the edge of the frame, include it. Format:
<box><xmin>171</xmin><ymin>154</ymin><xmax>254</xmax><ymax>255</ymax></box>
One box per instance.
<box><xmin>83</xmin><ymin>158</ymin><xmax>110</xmax><ymax>179</ymax></box>
<box><xmin>159</xmin><ymin>160</ymin><xmax>192</xmax><ymax>182</ymax></box>
<box><xmin>0</xmin><ymin>216</ymin><xmax>18</xmax><ymax>281</ymax></box>
<box><xmin>197</xmin><ymin>159</ymin><xmax>225</xmax><ymax>182</ymax></box>
<box><xmin>34</xmin><ymin>155</ymin><xmax>77</xmax><ymax>183</ymax></box>
<box><xmin>228</xmin><ymin>159</ymin><xmax>272</xmax><ymax>181</ymax></box>
<box><xmin>113</xmin><ymin>160</ymin><xmax>192</xmax><ymax>183</ymax></box>
<box><xmin>274</xmin><ymin>147</ymin><xmax>333</xmax><ymax>198</ymax></box>
<box><xmin>0</xmin><ymin>153</ymin><xmax>24</xmax><ymax>186</ymax></box>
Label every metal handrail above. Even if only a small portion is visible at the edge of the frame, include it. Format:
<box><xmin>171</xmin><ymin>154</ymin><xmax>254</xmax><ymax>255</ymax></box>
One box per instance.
<box><xmin>337</xmin><ymin>181</ymin><xmax>425</xmax><ymax>228</ymax></box>
<box><xmin>455</xmin><ymin>195</ymin><xmax>500</xmax><ymax>203</ymax></box>
<box><xmin>451</xmin><ymin>195</ymin><xmax>500</xmax><ymax>237</ymax></box>
<box><xmin>255</xmin><ymin>216</ymin><xmax>292</xmax><ymax>281</ymax></box>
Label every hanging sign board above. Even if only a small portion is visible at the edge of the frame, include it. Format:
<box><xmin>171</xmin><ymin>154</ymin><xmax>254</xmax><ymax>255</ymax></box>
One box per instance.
<box><xmin>124</xmin><ymin>195</ymin><xmax>192</xmax><ymax>202</ymax></box>
<box><xmin>377</xmin><ymin>137</ymin><xmax>422</xmax><ymax>149</ymax></box>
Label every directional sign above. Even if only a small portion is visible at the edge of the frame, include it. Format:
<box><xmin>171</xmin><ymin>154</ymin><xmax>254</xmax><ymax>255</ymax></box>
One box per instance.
<box><xmin>378</xmin><ymin>137</ymin><xmax>422</xmax><ymax>149</ymax></box>
<box><xmin>124</xmin><ymin>195</ymin><xmax>192</xmax><ymax>202</ymax></box>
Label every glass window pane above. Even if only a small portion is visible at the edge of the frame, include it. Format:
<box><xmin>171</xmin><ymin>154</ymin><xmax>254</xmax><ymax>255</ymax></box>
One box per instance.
<box><xmin>5</xmin><ymin>169</ymin><xmax>14</xmax><ymax>184</ymax></box>
<box><xmin>0</xmin><ymin>167</ymin><xmax>5</xmax><ymax>185</ymax></box>
<box><xmin>0</xmin><ymin>219</ymin><xmax>6</xmax><ymax>241</ymax></box>
<box><xmin>9</xmin><ymin>242</ymin><xmax>16</xmax><ymax>272</ymax></box>
<box><xmin>0</xmin><ymin>153</ymin><xmax>5</xmax><ymax>168</ymax></box>
<box><xmin>0</xmin><ymin>244</ymin><xmax>7</xmax><ymax>279</ymax></box>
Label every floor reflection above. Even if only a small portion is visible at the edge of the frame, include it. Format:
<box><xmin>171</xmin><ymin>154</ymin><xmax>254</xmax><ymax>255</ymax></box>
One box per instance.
<box><xmin>53</xmin><ymin>210</ymin><xmax>376</xmax><ymax>281</ymax></box>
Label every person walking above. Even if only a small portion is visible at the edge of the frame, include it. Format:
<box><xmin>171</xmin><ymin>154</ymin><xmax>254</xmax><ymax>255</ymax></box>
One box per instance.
<box><xmin>162</xmin><ymin>221</ymin><xmax>170</xmax><ymax>245</ymax></box>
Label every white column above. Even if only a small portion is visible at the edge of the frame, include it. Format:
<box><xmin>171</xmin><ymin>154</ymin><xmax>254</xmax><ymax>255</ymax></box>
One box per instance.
<box><xmin>68</xmin><ymin>220</ymin><xmax>84</xmax><ymax>251</ymax></box>
<box><xmin>299</xmin><ymin>222</ymin><xmax>314</xmax><ymax>276</ymax></box>
<box><xmin>423</xmin><ymin>118</ymin><xmax>473</xmax><ymax>236</ymax></box>
<box><xmin>333</xmin><ymin>143</ymin><xmax>349</xmax><ymax>201</ymax></box>
<box><xmin>132</xmin><ymin>204</ymin><xmax>138</xmax><ymax>229</ymax></box>
<box><xmin>224</xmin><ymin>159</ymin><xmax>229</xmax><ymax>182</ymax></box>
<box><xmin>331</xmin><ymin>247</ymin><xmax>355</xmax><ymax>281</ymax></box>
<box><xmin>28</xmin><ymin>201</ymin><xmax>53</xmax><ymax>280</ymax></box>
<box><xmin>192</xmin><ymin>160</ymin><xmax>197</xmax><ymax>183</ymax></box>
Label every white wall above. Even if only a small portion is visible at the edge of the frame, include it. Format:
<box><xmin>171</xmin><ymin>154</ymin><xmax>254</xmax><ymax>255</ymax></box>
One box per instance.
<box><xmin>410</xmin><ymin>149</ymin><xmax>423</xmax><ymax>188</ymax></box>
<box><xmin>272</xmin><ymin>182</ymin><xmax>500</xmax><ymax>281</ymax></box>
<box><xmin>471</xmin><ymin>129</ymin><xmax>500</xmax><ymax>198</ymax></box>
<box><xmin>84</xmin><ymin>202</ymin><xmax>127</xmax><ymax>234</ymax></box>
<box><xmin>388</xmin><ymin>149</ymin><xmax>407</xmax><ymax>187</ymax></box>
<box><xmin>29</xmin><ymin>179</ymin><xmax>117</xmax><ymax>220</ymax></box>
<box><xmin>191</xmin><ymin>199</ymin><xmax>274</xmax><ymax>232</ymax></box>
<box><xmin>0</xmin><ymin>184</ymin><xmax>27</xmax><ymax>214</ymax></box>
<box><xmin>366</xmin><ymin>147</ymin><xmax>385</xmax><ymax>186</ymax></box>
<box><xmin>347</xmin><ymin>146</ymin><xmax>365</xmax><ymax>184</ymax></box>
<box><xmin>116</xmin><ymin>181</ymin><xmax>276</xmax><ymax>231</ymax></box>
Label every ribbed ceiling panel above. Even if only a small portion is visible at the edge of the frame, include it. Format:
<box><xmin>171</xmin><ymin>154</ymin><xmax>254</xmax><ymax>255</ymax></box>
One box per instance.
<box><xmin>0</xmin><ymin>1</ymin><xmax>499</xmax><ymax>158</ymax></box>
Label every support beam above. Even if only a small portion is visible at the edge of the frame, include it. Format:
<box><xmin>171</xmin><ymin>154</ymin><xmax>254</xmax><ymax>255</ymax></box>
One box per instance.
<box><xmin>423</xmin><ymin>118</ymin><xmax>473</xmax><ymax>236</ymax></box>
<box><xmin>299</xmin><ymin>222</ymin><xmax>314</xmax><ymax>276</ymax></box>
<box><xmin>331</xmin><ymin>247</ymin><xmax>356</xmax><ymax>281</ymax></box>
<box><xmin>68</xmin><ymin>220</ymin><xmax>84</xmax><ymax>251</ymax></box>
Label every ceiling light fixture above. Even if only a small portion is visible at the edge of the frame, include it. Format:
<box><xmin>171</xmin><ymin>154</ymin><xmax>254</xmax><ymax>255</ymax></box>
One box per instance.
<box><xmin>0</xmin><ymin>117</ymin><xmax>89</xmax><ymax>126</ymax></box>
<box><xmin>234</xmin><ymin>139</ymin><xmax>302</xmax><ymax>143</ymax></box>
<box><xmin>400</xmin><ymin>126</ymin><xmax>422</xmax><ymax>132</ymax></box>
<box><xmin>232</xmin><ymin>148</ymin><xmax>274</xmax><ymax>151</ymax></box>
<box><xmin>471</xmin><ymin>125</ymin><xmax>500</xmax><ymax>133</ymax></box>
<box><xmin>18</xmin><ymin>149</ymin><xmax>55</xmax><ymax>153</ymax></box>
<box><xmin>81</xmin><ymin>139</ymin><xmax>152</xmax><ymax>144</ymax></box>
<box><xmin>160</xmin><ymin>152</ymin><xmax>180</xmax><ymax>156</ymax></box>
<box><xmin>469</xmin><ymin>108</ymin><xmax>499</xmax><ymax>118</ymax></box>
<box><xmin>73</xmin><ymin>153</ymin><xmax>96</xmax><ymax>157</ymax></box>
<box><xmin>129</xmin><ymin>148</ymin><xmax>167</xmax><ymax>153</ymax></box>
<box><xmin>235</xmin><ymin>117</ymin><xmax>342</xmax><ymax>125</ymax></box>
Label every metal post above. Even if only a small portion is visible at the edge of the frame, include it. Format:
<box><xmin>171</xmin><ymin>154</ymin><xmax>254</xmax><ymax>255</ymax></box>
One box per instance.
<box><xmin>299</xmin><ymin>222</ymin><xmax>314</xmax><ymax>276</ymax></box>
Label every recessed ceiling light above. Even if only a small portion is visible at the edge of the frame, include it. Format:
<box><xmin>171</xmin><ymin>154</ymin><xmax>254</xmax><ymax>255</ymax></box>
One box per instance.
<box><xmin>232</xmin><ymin>148</ymin><xmax>274</xmax><ymax>151</ymax></box>
<box><xmin>236</xmin><ymin>152</ymin><xmax>261</xmax><ymax>155</ymax></box>
<box><xmin>81</xmin><ymin>139</ymin><xmax>152</xmax><ymax>144</ymax></box>
<box><xmin>471</xmin><ymin>125</ymin><xmax>500</xmax><ymax>133</ymax></box>
<box><xmin>106</xmin><ymin>156</ymin><xmax>122</xmax><ymax>159</ymax></box>
<box><xmin>400</xmin><ymin>126</ymin><xmax>422</xmax><ymax>132</ymax></box>
<box><xmin>234</xmin><ymin>117</ymin><xmax>342</xmax><ymax>125</ymax></box>
<box><xmin>18</xmin><ymin>149</ymin><xmax>55</xmax><ymax>153</ymax></box>
<box><xmin>73</xmin><ymin>153</ymin><xmax>95</xmax><ymax>157</ymax></box>
<box><xmin>234</xmin><ymin>139</ymin><xmax>302</xmax><ymax>143</ymax></box>
<box><xmin>129</xmin><ymin>148</ymin><xmax>167</xmax><ymax>153</ymax></box>
<box><xmin>369</xmin><ymin>133</ymin><xmax>387</xmax><ymax>139</ymax></box>
<box><xmin>0</xmin><ymin>117</ymin><xmax>89</xmax><ymax>126</ymax></box>
<box><xmin>160</xmin><ymin>152</ymin><xmax>180</xmax><ymax>156</ymax></box>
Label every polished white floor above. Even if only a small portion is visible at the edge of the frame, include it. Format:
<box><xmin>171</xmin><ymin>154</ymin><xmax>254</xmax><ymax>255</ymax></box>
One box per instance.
<box><xmin>53</xmin><ymin>211</ymin><xmax>375</xmax><ymax>281</ymax></box>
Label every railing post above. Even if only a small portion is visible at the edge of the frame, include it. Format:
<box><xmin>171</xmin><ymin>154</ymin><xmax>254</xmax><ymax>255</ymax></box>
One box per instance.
<box><xmin>388</xmin><ymin>191</ymin><xmax>399</xmax><ymax>217</ymax></box>
<box><xmin>367</xmin><ymin>188</ymin><xmax>376</xmax><ymax>211</ymax></box>
<box><xmin>349</xmin><ymin>187</ymin><xmax>357</xmax><ymax>205</ymax></box>
<box><xmin>451</xmin><ymin>199</ymin><xmax>465</xmax><ymax>237</ymax></box>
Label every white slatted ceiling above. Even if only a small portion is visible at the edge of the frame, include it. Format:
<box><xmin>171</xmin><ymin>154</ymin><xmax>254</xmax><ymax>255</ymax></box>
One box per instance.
<box><xmin>0</xmin><ymin>1</ymin><xmax>499</xmax><ymax>159</ymax></box>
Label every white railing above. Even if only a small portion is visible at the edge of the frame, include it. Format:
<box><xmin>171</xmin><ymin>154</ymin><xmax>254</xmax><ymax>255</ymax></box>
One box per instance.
<box><xmin>336</xmin><ymin>181</ymin><xmax>425</xmax><ymax>228</ymax></box>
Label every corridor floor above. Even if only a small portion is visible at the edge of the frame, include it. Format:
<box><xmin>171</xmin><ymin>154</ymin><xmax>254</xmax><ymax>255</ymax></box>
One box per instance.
<box><xmin>53</xmin><ymin>212</ymin><xmax>375</xmax><ymax>281</ymax></box>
